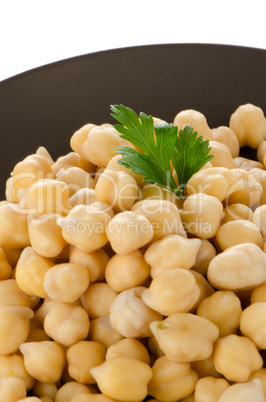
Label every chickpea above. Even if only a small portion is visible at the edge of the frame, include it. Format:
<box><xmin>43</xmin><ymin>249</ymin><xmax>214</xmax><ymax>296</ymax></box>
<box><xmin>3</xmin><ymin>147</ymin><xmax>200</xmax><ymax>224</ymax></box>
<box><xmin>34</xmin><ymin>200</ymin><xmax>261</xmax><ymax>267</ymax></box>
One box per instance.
<box><xmin>56</xmin><ymin>166</ymin><xmax>95</xmax><ymax>196</ymax></box>
<box><xmin>58</xmin><ymin>204</ymin><xmax>111</xmax><ymax>253</ymax></box>
<box><xmin>141</xmin><ymin>269</ymin><xmax>200</xmax><ymax>316</ymax></box>
<box><xmin>250</xmin><ymin>168</ymin><xmax>266</xmax><ymax>205</ymax></box>
<box><xmin>249</xmin><ymin>368</ymin><xmax>266</xmax><ymax>399</ymax></box>
<box><xmin>106</xmin><ymin>155</ymin><xmax>144</xmax><ymax>187</ymax></box>
<box><xmin>67</xmin><ymin>341</ymin><xmax>106</xmax><ymax>384</ymax></box>
<box><xmin>88</xmin><ymin>201</ymin><xmax>115</xmax><ymax>218</ymax></box>
<box><xmin>250</xmin><ymin>282</ymin><xmax>266</xmax><ymax>303</ymax></box>
<box><xmin>226</xmin><ymin>168</ymin><xmax>262</xmax><ymax>207</ymax></box>
<box><xmin>240</xmin><ymin>302</ymin><xmax>266</xmax><ymax>349</ymax></box>
<box><xmin>71</xmin><ymin>395</ymin><xmax>115</xmax><ymax>402</ymax></box>
<box><xmin>0</xmin><ymin>203</ymin><xmax>30</xmax><ymax>249</ymax></box>
<box><xmin>0</xmin><ymin>247</ymin><xmax>12</xmax><ymax>280</ymax></box>
<box><xmin>150</xmin><ymin>313</ymin><xmax>219</xmax><ymax>362</ymax></box>
<box><xmin>105</xmin><ymin>250</ymin><xmax>150</xmax><ymax>292</ymax></box>
<box><xmin>52</xmin><ymin>152</ymin><xmax>80</xmax><ymax>176</ymax></box>
<box><xmin>19</xmin><ymin>178</ymin><xmax>72</xmax><ymax>215</ymax></box>
<box><xmin>207</xmin><ymin>243</ymin><xmax>266</xmax><ymax>291</ymax></box>
<box><xmin>191</xmin><ymin>353</ymin><xmax>221</xmax><ymax>379</ymax></box>
<box><xmin>44</xmin><ymin>302</ymin><xmax>90</xmax><ymax>347</ymax></box>
<box><xmin>55</xmin><ymin>382</ymin><xmax>92</xmax><ymax>402</ymax></box>
<box><xmin>215</xmin><ymin>220</ymin><xmax>264</xmax><ymax>251</ymax></box>
<box><xmin>70</xmin><ymin>123</ymin><xmax>96</xmax><ymax>161</ymax></box>
<box><xmin>26</xmin><ymin>327</ymin><xmax>51</xmax><ymax>342</ymax></box>
<box><xmin>229</xmin><ymin>103</ymin><xmax>266</xmax><ymax>148</ymax></box>
<box><xmin>89</xmin><ymin>315</ymin><xmax>123</xmax><ymax>348</ymax></box>
<box><xmin>69</xmin><ymin>188</ymin><xmax>96</xmax><ymax>207</ymax></box>
<box><xmin>208</xmin><ymin>141</ymin><xmax>237</xmax><ymax>169</ymax></box>
<box><xmin>221</xmin><ymin>203</ymin><xmax>253</xmax><ymax>224</ymax></box>
<box><xmin>194</xmin><ymin>376</ymin><xmax>229</xmax><ymax>402</ymax></box>
<box><xmin>0</xmin><ymin>354</ymin><xmax>34</xmax><ymax>391</ymax></box>
<box><xmin>0</xmin><ymin>377</ymin><xmax>27</xmax><ymax>401</ymax></box>
<box><xmin>90</xmin><ymin>356</ymin><xmax>153</xmax><ymax>401</ymax></box>
<box><xmin>189</xmin><ymin>270</ymin><xmax>215</xmax><ymax>310</ymax></box>
<box><xmin>43</xmin><ymin>263</ymin><xmax>89</xmax><ymax>303</ymax></box>
<box><xmin>148</xmin><ymin>356</ymin><xmax>198</xmax><ymax>401</ymax></box>
<box><xmin>192</xmin><ymin>239</ymin><xmax>216</xmax><ymax>276</ymax></box>
<box><xmin>181</xmin><ymin>193</ymin><xmax>223</xmax><ymax>239</ymax></box>
<box><xmin>32</xmin><ymin>381</ymin><xmax>58</xmax><ymax>400</ymax></box>
<box><xmin>213</xmin><ymin>334</ymin><xmax>263</xmax><ymax>382</ymax></box>
<box><xmin>20</xmin><ymin>341</ymin><xmax>66</xmax><ymax>383</ymax></box>
<box><xmin>218</xmin><ymin>379</ymin><xmax>265</xmax><ymax>401</ymax></box>
<box><xmin>144</xmin><ymin>234</ymin><xmax>201</xmax><ymax>278</ymax></box>
<box><xmin>173</xmin><ymin>109</ymin><xmax>214</xmax><ymax>141</ymax></box>
<box><xmin>131</xmin><ymin>199</ymin><xmax>186</xmax><ymax>242</ymax></box>
<box><xmin>212</xmin><ymin>125</ymin><xmax>240</xmax><ymax>157</ymax></box>
<box><xmin>27</xmin><ymin>213</ymin><xmax>65</xmax><ymax>258</ymax></box>
<box><xmin>36</xmin><ymin>146</ymin><xmax>54</xmax><ymax>165</ymax></box>
<box><xmin>17</xmin><ymin>398</ymin><xmax>43</xmax><ymax>402</ymax></box>
<box><xmin>109</xmin><ymin>287</ymin><xmax>163</xmax><ymax>338</ymax></box>
<box><xmin>106</xmin><ymin>211</ymin><xmax>154</xmax><ymax>255</ymax></box>
<box><xmin>95</xmin><ymin>169</ymin><xmax>138</xmax><ymax>213</ymax></box>
<box><xmin>197</xmin><ymin>290</ymin><xmax>242</xmax><ymax>337</ymax></box>
<box><xmin>0</xmin><ymin>279</ymin><xmax>39</xmax><ymax>309</ymax></box>
<box><xmin>82</xmin><ymin>125</ymin><xmax>133</xmax><ymax>168</ymax></box>
<box><xmin>253</xmin><ymin>205</ymin><xmax>266</xmax><ymax>238</ymax></box>
<box><xmin>16</xmin><ymin>247</ymin><xmax>54</xmax><ymax>298</ymax></box>
<box><xmin>0</xmin><ymin>306</ymin><xmax>33</xmax><ymax>354</ymax></box>
<box><xmin>81</xmin><ymin>283</ymin><xmax>117</xmax><ymax>318</ymax></box>
<box><xmin>234</xmin><ymin>156</ymin><xmax>264</xmax><ymax>170</ymax></box>
<box><xmin>69</xmin><ymin>246</ymin><xmax>109</xmax><ymax>282</ymax></box>
<box><xmin>140</xmin><ymin>183</ymin><xmax>180</xmax><ymax>205</ymax></box>
<box><xmin>106</xmin><ymin>337</ymin><xmax>150</xmax><ymax>365</ymax></box>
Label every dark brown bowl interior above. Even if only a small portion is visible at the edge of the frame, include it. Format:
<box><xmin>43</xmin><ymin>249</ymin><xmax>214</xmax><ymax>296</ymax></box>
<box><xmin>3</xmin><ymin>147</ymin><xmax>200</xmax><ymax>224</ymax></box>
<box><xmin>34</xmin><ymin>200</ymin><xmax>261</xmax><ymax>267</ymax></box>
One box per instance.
<box><xmin>0</xmin><ymin>43</ymin><xmax>266</xmax><ymax>199</ymax></box>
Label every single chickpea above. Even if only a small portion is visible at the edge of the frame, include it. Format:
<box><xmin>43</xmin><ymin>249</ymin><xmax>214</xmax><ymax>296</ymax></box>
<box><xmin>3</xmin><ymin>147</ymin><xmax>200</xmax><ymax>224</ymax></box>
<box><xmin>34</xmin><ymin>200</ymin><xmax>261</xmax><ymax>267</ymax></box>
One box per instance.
<box><xmin>148</xmin><ymin>335</ymin><xmax>164</xmax><ymax>359</ymax></box>
<box><xmin>212</xmin><ymin>125</ymin><xmax>240</xmax><ymax>157</ymax></box>
<box><xmin>70</xmin><ymin>395</ymin><xmax>115</xmax><ymax>402</ymax></box>
<box><xmin>90</xmin><ymin>356</ymin><xmax>153</xmax><ymax>401</ymax></box>
<box><xmin>43</xmin><ymin>262</ymin><xmax>89</xmax><ymax>303</ymax></box>
<box><xmin>27</xmin><ymin>213</ymin><xmax>65</xmax><ymax>258</ymax></box>
<box><xmin>0</xmin><ymin>354</ymin><xmax>34</xmax><ymax>391</ymax></box>
<box><xmin>213</xmin><ymin>334</ymin><xmax>263</xmax><ymax>382</ymax></box>
<box><xmin>26</xmin><ymin>327</ymin><xmax>51</xmax><ymax>342</ymax></box>
<box><xmin>20</xmin><ymin>341</ymin><xmax>66</xmax><ymax>383</ymax></box>
<box><xmin>207</xmin><ymin>243</ymin><xmax>266</xmax><ymax>291</ymax></box>
<box><xmin>0</xmin><ymin>247</ymin><xmax>12</xmax><ymax>280</ymax></box>
<box><xmin>226</xmin><ymin>168</ymin><xmax>262</xmax><ymax>207</ymax></box>
<box><xmin>55</xmin><ymin>382</ymin><xmax>92</xmax><ymax>402</ymax></box>
<box><xmin>58</xmin><ymin>204</ymin><xmax>111</xmax><ymax>253</ymax></box>
<box><xmin>221</xmin><ymin>203</ymin><xmax>253</xmax><ymax>224</ymax></box>
<box><xmin>0</xmin><ymin>377</ymin><xmax>27</xmax><ymax>401</ymax></box>
<box><xmin>106</xmin><ymin>155</ymin><xmax>144</xmax><ymax>187</ymax></box>
<box><xmin>140</xmin><ymin>183</ymin><xmax>180</xmax><ymax>205</ymax></box>
<box><xmin>109</xmin><ymin>287</ymin><xmax>163</xmax><ymax>338</ymax></box>
<box><xmin>189</xmin><ymin>270</ymin><xmax>215</xmax><ymax>311</ymax></box>
<box><xmin>43</xmin><ymin>302</ymin><xmax>90</xmax><ymax>347</ymax></box>
<box><xmin>33</xmin><ymin>298</ymin><xmax>58</xmax><ymax>326</ymax></box>
<box><xmin>0</xmin><ymin>306</ymin><xmax>33</xmax><ymax>354</ymax></box>
<box><xmin>208</xmin><ymin>141</ymin><xmax>237</xmax><ymax>169</ymax></box>
<box><xmin>150</xmin><ymin>313</ymin><xmax>219</xmax><ymax>363</ymax></box>
<box><xmin>148</xmin><ymin>356</ymin><xmax>198</xmax><ymax>401</ymax></box>
<box><xmin>215</xmin><ymin>219</ymin><xmax>264</xmax><ymax>251</ymax></box>
<box><xmin>194</xmin><ymin>376</ymin><xmax>229</xmax><ymax>402</ymax></box>
<box><xmin>16</xmin><ymin>247</ymin><xmax>54</xmax><ymax>298</ymax></box>
<box><xmin>250</xmin><ymin>168</ymin><xmax>266</xmax><ymax>206</ymax></box>
<box><xmin>218</xmin><ymin>379</ymin><xmax>265</xmax><ymax>401</ymax></box>
<box><xmin>250</xmin><ymin>282</ymin><xmax>266</xmax><ymax>303</ymax></box>
<box><xmin>234</xmin><ymin>156</ymin><xmax>264</xmax><ymax>170</ymax></box>
<box><xmin>36</xmin><ymin>146</ymin><xmax>54</xmax><ymax>165</ymax></box>
<box><xmin>106</xmin><ymin>338</ymin><xmax>150</xmax><ymax>365</ymax></box>
<box><xmin>70</xmin><ymin>123</ymin><xmax>96</xmax><ymax>160</ymax></box>
<box><xmin>32</xmin><ymin>381</ymin><xmax>58</xmax><ymax>400</ymax></box>
<box><xmin>89</xmin><ymin>315</ymin><xmax>123</xmax><ymax>348</ymax></box>
<box><xmin>95</xmin><ymin>169</ymin><xmax>138</xmax><ymax>213</ymax></box>
<box><xmin>192</xmin><ymin>239</ymin><xmax>216</xmax><ymax>276</ymax></box>
<box><xmin>56</xmin><ymin>166</ymin><xmax>95</xmax><ymax>196</ymax></box>
<box><xmin>82</xmin><ymin>125</ymin><xmax>133</xmax><ymax>168</ymax></box>
<box><xmin>105</xmin><ymin>250</ymin><xmax>150</xmax><ymax>292</ymax></box>
<box><xmin>249</xmin><ymin>368</ymin><xmax>266</xmax><ymax>399</ymax></box>
<box><xmin>106</xmin><ymin>211</ymin><xmax>154</xmax><ymax>255</ymax></box>
<box><xmin>181</xmin><ymin>193</ymin><xmax>223</xmax><ymax>239</ymax></box>
<box><xmin>197</xmin><ymin>290</ymin><xmax>242</xmax><ymax>337</ymax></box>
<box><xmin>186</xmin><ymin>167</ymin><xmax>231</xmax><ymax>202</ymax></box>
<box><xmin>144</xmin><ymin>234</ymin><xmax>201</xmax><ymax>278</ymax></box>
<box><xmin>67</xmin><ymin>341</ymin><xmax>106</xmax><ymax>384</ymax></box>
<box><xmin>229</xmin><ymin>103</ymin><xmax>266</xmax><ymax>148</ymax></box>
<box><xmin>0</xmin><ymin>279</ymin><xmax>39</xmax><ymax>309</ymax></box>
<box><xmin>52</xmin><ymin>152</ymin><xmax>80</xmax><ymax>176</ymax></box>
<box><xmin>81</xmin><ymin>283</ymin><xmax>117</xmax><ymax>318</ymax></box>
<box><xmin>173</xmin><ymin>109</ymin><xmax>214</xmax><ymax>141</ymax></box>
<box><xmin>0</xmin><ymin>203</ymin><xmax>30</xmax><ymax>249</ymax></box>
<box><xmin>88</xmin><ymin>201</ymin><xmax>115</xmax><ymax>218</ymax></box>
<box><xmin>240</xmin><ymin>302</ymin><xmax>266</xmax><ymax>349</ymax></box>
<box><xmin>19</xmin><ymin>178</ymin><xmax>72</xmax><ymax>215</ymax></box>
<box><xmin>69</xmin><ymin>188</ymin><xmax>96</xmax><ymax>207</ymax></box>
<box><xmin>1</xmin><ymin>246</ymin><xmax>23</xmax><ymax>268</ymax></box>
<box><xmin>191</xmin><ymin>353</ymin><xmax>221</xmax><ymax>379</ymax></box>
<box><xmin>141</xmin><ymin>268</ymin><xmax>200</xmax><ymax>316</ymax></box>
<box><xmin>69</xmin><ymin>245</ymin><xmax>109</xmax><ymax>282</ymax></box>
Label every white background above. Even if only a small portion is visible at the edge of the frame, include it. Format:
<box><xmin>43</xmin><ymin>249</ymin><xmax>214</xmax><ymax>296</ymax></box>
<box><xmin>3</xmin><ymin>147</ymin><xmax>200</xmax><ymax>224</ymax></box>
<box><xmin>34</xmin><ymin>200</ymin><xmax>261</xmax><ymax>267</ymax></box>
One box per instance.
<box><xmin>0</xmin><ymin>0</ymin><xmax>266</xmax><ymax>82</ymax></box>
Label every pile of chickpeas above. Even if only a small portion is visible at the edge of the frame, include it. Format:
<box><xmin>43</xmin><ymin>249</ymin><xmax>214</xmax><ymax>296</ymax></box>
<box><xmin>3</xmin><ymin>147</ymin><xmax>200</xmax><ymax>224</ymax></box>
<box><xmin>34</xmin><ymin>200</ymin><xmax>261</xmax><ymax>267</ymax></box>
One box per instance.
<box><xmin>1</xmin><ymin>103</ymin><xmax>266</xmax><ymax>401</ymax></box>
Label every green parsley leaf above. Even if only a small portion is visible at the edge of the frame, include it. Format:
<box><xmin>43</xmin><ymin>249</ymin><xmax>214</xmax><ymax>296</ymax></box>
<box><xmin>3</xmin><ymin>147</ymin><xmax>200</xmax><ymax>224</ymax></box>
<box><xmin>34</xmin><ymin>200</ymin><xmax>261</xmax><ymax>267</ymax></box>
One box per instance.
<box><xmin>111</xmin><ymin>104</ymin><xmax>213</xmax><ymax>197</ymax></box>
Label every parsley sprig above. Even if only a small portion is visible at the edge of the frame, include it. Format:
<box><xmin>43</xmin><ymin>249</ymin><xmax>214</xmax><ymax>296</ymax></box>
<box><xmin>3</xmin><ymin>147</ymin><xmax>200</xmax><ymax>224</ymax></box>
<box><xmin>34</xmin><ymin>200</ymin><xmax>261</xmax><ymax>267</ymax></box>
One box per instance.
<box><xmin>111</xmin><ymin>104</ymin><xmax>213</xmax><ymax>197</ymax></box>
